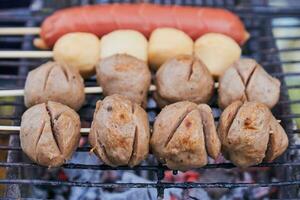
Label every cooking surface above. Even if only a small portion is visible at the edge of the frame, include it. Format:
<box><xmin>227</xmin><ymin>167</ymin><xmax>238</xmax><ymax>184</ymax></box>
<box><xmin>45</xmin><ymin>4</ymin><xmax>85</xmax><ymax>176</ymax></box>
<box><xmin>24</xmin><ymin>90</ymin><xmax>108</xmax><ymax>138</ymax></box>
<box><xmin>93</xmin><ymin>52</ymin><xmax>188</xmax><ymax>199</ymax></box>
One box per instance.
<box><xmin>0</xmin><ymin>0</ymin><xmax>299</xmax><ymax>199</ymax></box>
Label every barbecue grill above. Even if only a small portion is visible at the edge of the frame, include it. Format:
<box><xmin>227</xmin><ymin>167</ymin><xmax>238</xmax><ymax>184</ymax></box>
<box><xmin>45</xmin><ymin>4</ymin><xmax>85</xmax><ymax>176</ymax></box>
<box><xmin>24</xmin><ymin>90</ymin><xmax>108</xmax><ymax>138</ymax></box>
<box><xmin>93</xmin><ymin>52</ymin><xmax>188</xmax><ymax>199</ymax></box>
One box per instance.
<box><xmin>0</xmin><ymin>0</ymin><xmax>300</xmax><ymax>199</ymax></box>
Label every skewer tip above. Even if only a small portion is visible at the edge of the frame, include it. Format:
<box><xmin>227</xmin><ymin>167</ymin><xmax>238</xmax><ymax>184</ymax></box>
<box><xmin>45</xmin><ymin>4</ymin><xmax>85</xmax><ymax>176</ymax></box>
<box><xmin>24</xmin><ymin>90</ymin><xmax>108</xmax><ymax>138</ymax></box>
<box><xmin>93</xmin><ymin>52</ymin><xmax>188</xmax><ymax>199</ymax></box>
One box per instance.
<box><xmin>33</xmin><ymin>38</ymin><xmax>49</xmax><ymax>50</ymax></box>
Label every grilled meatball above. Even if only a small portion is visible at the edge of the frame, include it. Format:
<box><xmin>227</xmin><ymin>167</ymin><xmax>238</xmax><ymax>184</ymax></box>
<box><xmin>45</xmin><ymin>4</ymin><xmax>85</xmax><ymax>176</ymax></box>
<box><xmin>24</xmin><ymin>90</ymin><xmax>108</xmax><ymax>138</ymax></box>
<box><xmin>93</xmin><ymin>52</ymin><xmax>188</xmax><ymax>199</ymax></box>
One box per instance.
<box><xmin>96</xmin><ymin>54</ymin><xmax>151</xmax><ymax>107</ymax></box>
<box><xmin>150</xmin><ymin>101</ymin><xmax>220</xmax><ymax>171</ymax></box>
<box><xmin>89</xmin><ymin>94</ymin><xmax>150</xmax><ymax>167</ymax></box>
<box><xmin>218</xmin><ymin>101</ymin><xmax>288</xmax><ymax>167</ymax></box>
<box><xmin>218</xmin><ymin>59</ymin><xmax>280</xmax><ymax>109</ymax></box>
<box><xmin>155</xmin><ymin>55</ymin><xmax>214</xmax><ymax>108</ymax></box>
<box><xmin>20</xmin><ymin>101</ymin><xmax>81</xmax><ymax>167</ymax></box>
<box><xmin>24</xmin><ymin>61</ymin><xmax>85</xmax><ymax>110</ymax></box>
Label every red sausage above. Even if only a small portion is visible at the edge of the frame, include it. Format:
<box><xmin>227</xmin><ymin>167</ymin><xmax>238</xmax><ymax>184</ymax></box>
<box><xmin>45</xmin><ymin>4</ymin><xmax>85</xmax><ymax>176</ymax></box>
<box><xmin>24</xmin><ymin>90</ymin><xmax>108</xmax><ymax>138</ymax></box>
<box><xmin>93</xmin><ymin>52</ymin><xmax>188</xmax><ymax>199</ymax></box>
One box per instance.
<box><xmin>41</xmin><ymin>3</ymin><xmax>249</xmax><ymax>48</ymax></box>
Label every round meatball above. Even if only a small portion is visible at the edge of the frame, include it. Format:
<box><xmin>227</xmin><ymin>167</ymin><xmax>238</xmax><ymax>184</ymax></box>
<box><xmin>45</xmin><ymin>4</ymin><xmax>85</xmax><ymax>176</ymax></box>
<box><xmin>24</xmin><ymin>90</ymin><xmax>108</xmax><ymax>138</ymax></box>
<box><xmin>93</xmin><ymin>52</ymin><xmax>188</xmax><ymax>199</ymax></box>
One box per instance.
<box><xmin>148</xmin><ymin>28</ymin><xmax>193</xmax><ymax>70</ymax></box>
<box><xmin>53</xmin><ymin>32</ymin><xmax>101</xmax><ymax>77</ymax></box>
<box><xmin>96</xmin><ymin>54</ymin><xmax>151</xmax><ymax>107</ymax></box>
<box><xmin>194</xmin><ymin>33</ymin><xmax>241</xmax><ymax>77</ymax></box>
<box><xmin>20</xmin><ymin>101</ymin><xmax>81</xmax><ymax>167</ymax></box>
<box><xmin>155</xmin><ymin>55</ymin><xmax>214</xmax><ymax>108</ymax></box>
<box><xmin>24</xmin><ymin>61</ymin><xmax>85</xmax><ymax>110</ymax></box>
<box><xmin>89</xmin><ymin>94</ymin><xmax>150</xmax><ymax>167</ymax></box>
<box><xmin>218</xmin><ymin>101</ymin><xmax>288</xmax><ymax>167</ymax></box>
<box><xmin>150</xmin><ymin>101</ymin><xmax>220</xmax><ymax>171</ymax></box>
<box><xmin>218</xmin><ymin>58</ymin><xmax>280</xmax><ymax>109</ymax></box>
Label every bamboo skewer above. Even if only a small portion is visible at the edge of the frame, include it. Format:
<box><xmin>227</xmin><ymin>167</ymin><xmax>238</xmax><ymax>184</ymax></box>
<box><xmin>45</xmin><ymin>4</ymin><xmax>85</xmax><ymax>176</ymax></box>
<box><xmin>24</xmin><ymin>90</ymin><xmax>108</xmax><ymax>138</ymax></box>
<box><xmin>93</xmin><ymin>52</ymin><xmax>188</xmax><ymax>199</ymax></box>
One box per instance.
<box><xmin>0</xmin><ymin>27</ymin><xmax>41</xmax><ymax>35</ymax></box>
<box><xmin>0</xmin><ymin>51</ymin><xmax>52</xmax><ymax>58</ymax></box>
<box><xmin>0</xmin><ymin>85</ymin><xmax>157</xmax><ymax>97</ymax></box>
<box><xmin>0</xmin><ymin>125</ymin><xmax>90</xmax><ymax>134</ymax></box>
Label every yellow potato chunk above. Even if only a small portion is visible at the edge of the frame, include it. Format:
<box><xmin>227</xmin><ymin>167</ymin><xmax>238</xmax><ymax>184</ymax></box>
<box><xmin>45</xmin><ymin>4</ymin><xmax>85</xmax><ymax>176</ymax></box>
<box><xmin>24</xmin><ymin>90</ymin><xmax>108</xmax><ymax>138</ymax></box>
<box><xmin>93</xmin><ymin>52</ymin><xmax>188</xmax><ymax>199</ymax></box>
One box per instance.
<box><xmin>100</xmin><ymin>30</ymin><xmax>148</xmax><ymax>62</ymax></box>
<box><xmin>148</xmin><ymin>28</ymin><xmax>193</xmax><ymax>70</ymax></box>
<box><xmin>53</xmin><ymin>32</ymin><xmax>101</xmax><ymax>78</ymax></box>
<box><xmin>194</xmin><ymin>33</ymin><xmax>241</xmax><ymax>78</ymax></box>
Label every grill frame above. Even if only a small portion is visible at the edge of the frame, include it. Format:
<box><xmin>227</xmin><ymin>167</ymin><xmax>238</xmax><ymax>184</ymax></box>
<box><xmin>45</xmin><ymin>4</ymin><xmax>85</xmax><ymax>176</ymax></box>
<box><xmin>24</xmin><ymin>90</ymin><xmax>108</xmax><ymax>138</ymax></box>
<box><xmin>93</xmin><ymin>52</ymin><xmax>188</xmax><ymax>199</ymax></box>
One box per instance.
<box><xmin>0</xmin><ymin>0</ymin><xmax>300</xmax><ymax>199</ymax></box>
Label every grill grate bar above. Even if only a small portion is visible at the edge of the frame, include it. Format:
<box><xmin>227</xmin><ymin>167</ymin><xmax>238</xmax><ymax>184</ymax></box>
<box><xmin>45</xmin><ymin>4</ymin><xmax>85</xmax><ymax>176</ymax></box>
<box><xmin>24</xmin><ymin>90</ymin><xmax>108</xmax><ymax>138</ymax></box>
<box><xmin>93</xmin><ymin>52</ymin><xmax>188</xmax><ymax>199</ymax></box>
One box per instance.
<box><xmin>0</xmin><ymin>179</ymin><xmax>300</xmax><ymax>189</ymax></box>
<box><xmin>0</xmin><ymin>161</ymin><xmax>300</xmax><ymax>170</ymax></box>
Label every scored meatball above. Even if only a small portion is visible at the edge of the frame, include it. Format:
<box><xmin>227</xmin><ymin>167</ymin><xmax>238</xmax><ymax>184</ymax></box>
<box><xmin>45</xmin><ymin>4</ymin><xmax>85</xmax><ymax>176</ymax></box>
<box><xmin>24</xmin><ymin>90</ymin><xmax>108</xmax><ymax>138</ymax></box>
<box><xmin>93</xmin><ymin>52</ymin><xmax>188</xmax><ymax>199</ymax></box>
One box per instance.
<box><xmin>96</xmin><ymin>54</ymin><xmax>151</xmax><ymax>107</ymax></box>
<box><xmin>155</xmin><ymin>55</ymin><xmax>214</xmax><ymax>108</ymax></box>
<box><xmin>89</xmin><ymin>94</ymin><xmax>150</xmax><ymax>167</ymax></box>
<box><xmin>20</xmin><ymin>101</ymin><xmax>81</xmax><ymax>167</ymax></box>
<box><xmin>218</xmin><ymin>101</ymin><xmax>288</xmax><ymax>168</ymax></box>
<box><xmin>150</xmin><ymin>101</ymin><xmax>220</xmax><ymax>171</ymax></box>
<box><xmin>24</xmin><ymin>61</ymin><xmax>85</xmax><ymax>110</ymax></box>
<box><xmin>218</xmin><ymin>58</ymin><xmax>280</xmax><ymax>109</ymax></box>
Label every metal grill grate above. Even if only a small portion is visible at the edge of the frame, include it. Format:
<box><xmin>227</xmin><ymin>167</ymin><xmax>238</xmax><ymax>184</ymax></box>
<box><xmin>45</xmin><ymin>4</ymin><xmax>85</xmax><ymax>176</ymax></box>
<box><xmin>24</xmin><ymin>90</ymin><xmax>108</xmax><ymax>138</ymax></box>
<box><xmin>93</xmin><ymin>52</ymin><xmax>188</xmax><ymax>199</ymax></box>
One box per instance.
<box><xmin>0</xmin><ymin>0</ymin><xmax>300</xmax><ymax>199</ymax></box>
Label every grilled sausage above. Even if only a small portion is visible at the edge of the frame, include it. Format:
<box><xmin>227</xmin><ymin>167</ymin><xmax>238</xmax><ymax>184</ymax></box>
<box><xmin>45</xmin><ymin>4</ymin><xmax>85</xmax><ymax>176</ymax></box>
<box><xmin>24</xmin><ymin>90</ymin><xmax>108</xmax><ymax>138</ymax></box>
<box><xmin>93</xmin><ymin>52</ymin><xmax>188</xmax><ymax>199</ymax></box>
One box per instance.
<box><xmin>24</xmin><ymin>61</ymin><xmax>85</xmax><ymax>110</ymax></box>
<box><xmin>40</xmin><ymin>3</ymin><xmax>249</xmax><ymax>48</ymax></box>
<box><xmin>218</xmin><ymin>101</ymin><xmax>288</xmax><ymax>167</ymax></box>
<box><xmin>150</xmin><ymin>101</ymin><xmax>220</xmax><ymax>171</ymax></box>
<box><xmin>89</xmin><ymin>94</ymin><xmax>150</xmax><ymax>167</ymax></box>
<box><xmin>218</xmin><ymin>58</ymin><xmax>280</xmax><ymax>109</ymax></box>
<box><xmin>155</xmin><ymin>55</ymin><xmax>214</xmax><ymax>108</ymax></box>
<box><xmin>20</xmin><ymin>101</ymin><xmax>81</xmax><ymax>167</ymax></box>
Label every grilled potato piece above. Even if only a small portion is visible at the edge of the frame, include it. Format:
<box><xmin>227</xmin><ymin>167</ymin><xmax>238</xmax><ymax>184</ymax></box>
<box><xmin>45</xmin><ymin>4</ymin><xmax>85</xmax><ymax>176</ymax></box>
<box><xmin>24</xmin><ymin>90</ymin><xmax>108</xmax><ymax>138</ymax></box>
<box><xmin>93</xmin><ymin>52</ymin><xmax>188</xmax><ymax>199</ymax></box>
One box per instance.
<box><xmin>53</xmin><ymin>32</ymin><xmax>101</xmax><ymax>77</ymax></box>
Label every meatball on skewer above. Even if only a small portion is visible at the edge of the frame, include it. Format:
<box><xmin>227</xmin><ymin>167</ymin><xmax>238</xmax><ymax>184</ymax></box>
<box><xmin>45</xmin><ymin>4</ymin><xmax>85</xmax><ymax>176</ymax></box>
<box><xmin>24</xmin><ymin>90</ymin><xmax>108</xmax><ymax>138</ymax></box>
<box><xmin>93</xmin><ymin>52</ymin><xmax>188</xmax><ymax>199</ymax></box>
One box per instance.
<box><xmin>150</xmin><ymin>101</ymin><xmax>220</xmax><ymax>171</ymax></box>
<box><xmin>24</xmin><ymin>61</ymin><xmax>85</xmax><ymax>110</ymax></box>
<box><xmin>96</xmin><ymin>54</ymin><xmax>151</xmax><ymax>107</ymax></box>
<box><xmin>218</xmin><ymin>101</ymin><xmax>288</xmax><ymax>167</ymax></box>
<box><xmin>155</xmin><ymin>55</ymin><xmax>214</xmax><ymax>108</ymax></box>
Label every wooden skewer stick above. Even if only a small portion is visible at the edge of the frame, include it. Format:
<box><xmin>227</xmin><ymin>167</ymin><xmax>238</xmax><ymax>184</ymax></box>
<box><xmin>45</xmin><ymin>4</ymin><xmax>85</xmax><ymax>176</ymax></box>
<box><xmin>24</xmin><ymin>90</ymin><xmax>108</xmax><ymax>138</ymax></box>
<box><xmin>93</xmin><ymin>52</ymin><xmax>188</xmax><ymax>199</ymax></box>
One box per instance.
<box><xmin>0</xmin><ymin>85</ymin><xmax>157</xmax><ymax>97</ymax></box>
<box><xmin>0</xmin><ymin>27</ymin><xmax>41</xmax><ymax>35</ymax></box>
<box><xmin>0</xmin><ymin>125</ymin><xmax>90</xmax><ymax>134</ymax></box>
<box><xmin>0</xmin><ymin>51</ymin><xmax>52</xmax><ymax>58</ymax></box>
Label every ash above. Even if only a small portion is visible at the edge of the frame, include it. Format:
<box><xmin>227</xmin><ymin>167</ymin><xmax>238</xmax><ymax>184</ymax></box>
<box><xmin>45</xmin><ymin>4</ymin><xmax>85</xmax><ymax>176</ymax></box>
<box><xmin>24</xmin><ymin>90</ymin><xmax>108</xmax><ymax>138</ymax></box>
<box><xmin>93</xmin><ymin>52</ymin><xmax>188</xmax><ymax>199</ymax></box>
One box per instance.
<box><xmin>31</xmin><ymin>150</ymin><xmax>274</xmax><ymax>200</ymax></box>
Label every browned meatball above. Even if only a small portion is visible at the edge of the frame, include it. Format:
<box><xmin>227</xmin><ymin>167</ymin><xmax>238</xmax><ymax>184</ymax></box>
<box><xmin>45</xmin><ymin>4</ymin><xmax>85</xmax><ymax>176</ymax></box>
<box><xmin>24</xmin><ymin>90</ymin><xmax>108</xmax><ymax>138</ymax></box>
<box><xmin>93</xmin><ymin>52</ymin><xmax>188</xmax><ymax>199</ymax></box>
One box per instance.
<box><xmin>96</xmin><ymin>54</ymin><xmax>151</xmax><ymax>107</ymax></box>
<box><xmin>20</xmin><ymin>101</ymin><xmax>81</xmax><ymax>167</ymax></box>
<box><xmin>24</xmin><ymin>61</ymin><xmax>85</xmax><ymax>110</ymax></box>
<box><xmin>150</xmin><ymin>101</ymin><xmax>220</xmax><ymax>171</ymax></box>
<box><xmin>89</xmin><ymin>94</ymin><xmax>150</xmax><ymax>167</ymax></box>
<box><xmin>155</xmin><ymin>55</ymin><xmax>214</xmax><ymax>108</ymax></box>
<box><xmin>218</xmin><ymin>59</ymin><xmax>280</xmax><ymax>109</ymax></box>
<box><xmin>218</xmin><ymin>101</ymin><xmax>288</xmax><ymax>167</ymax></box>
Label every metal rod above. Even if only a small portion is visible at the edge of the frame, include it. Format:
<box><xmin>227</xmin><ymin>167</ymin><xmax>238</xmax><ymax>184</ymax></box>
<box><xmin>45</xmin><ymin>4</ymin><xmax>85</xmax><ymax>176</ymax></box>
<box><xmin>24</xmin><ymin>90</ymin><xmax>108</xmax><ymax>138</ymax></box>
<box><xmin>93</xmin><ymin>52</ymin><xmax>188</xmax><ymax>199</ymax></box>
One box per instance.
<box><xmin>0</xmin><ymin>179</ymin><xmax>299</xmax><ymax>188</ymax></box>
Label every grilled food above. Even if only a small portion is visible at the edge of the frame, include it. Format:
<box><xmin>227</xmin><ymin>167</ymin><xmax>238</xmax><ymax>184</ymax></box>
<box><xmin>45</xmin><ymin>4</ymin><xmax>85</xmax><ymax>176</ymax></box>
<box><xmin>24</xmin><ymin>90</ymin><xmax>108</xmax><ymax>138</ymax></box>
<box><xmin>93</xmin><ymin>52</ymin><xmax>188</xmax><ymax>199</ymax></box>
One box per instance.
<box><xmin>218</xmin><ymin>58</ymin><xmax>280</xmax><ymax>109</ymax></box>
<box><xmin>40</xmin><ymin>4</ymin><xmax>248</xmax><ymax>48</ymax></box>
<box><xmin>20</xmin><ymin>101</ymin><xmax>81</xmax><ymax>167</ymax></box>
<box><xmin>154</xmin><ymin>55</ymin><xmax>214</xmax><ymax>108</ymax></box>
<box><xmin>53</xmin><ymin>32</ymin><xmax>101</xmax><ymax>78</ymax></box>
<box><xmin>194</xmin><ymin>33</ymin><xmax>241</xmax><ymax>77</ymax></box>
<box><xmin>24</xmin><ymin>61</ymin><xmax>85</xmax><ymax>110</ymax></box>
<box><xmin>96</xmin><ymin>54</ymin><xmax>151</xmax><ymax>107</ymax></box>
<box><xmin>89</xmin><ymin>94</ymin><xmax>150</xmax><ymax>167</ymax></box>
<box><xmin>100</xmin><ymin>30</ymin><xmax>148</xmax><ymax>62</ymax></box>
<box><xmin>218</xmin><ymin>101</ymin><xmax>288</xmax><ymax>167</ymax></box>
<box><xmin>148</xmin><ymin>28</ymin><xmax>193</xmax><ymax>70</ymax></box>
<box><xmin>150</xmin><ymin>101</ymin><xmax>221</xmax><ymax>171</ymax></box>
